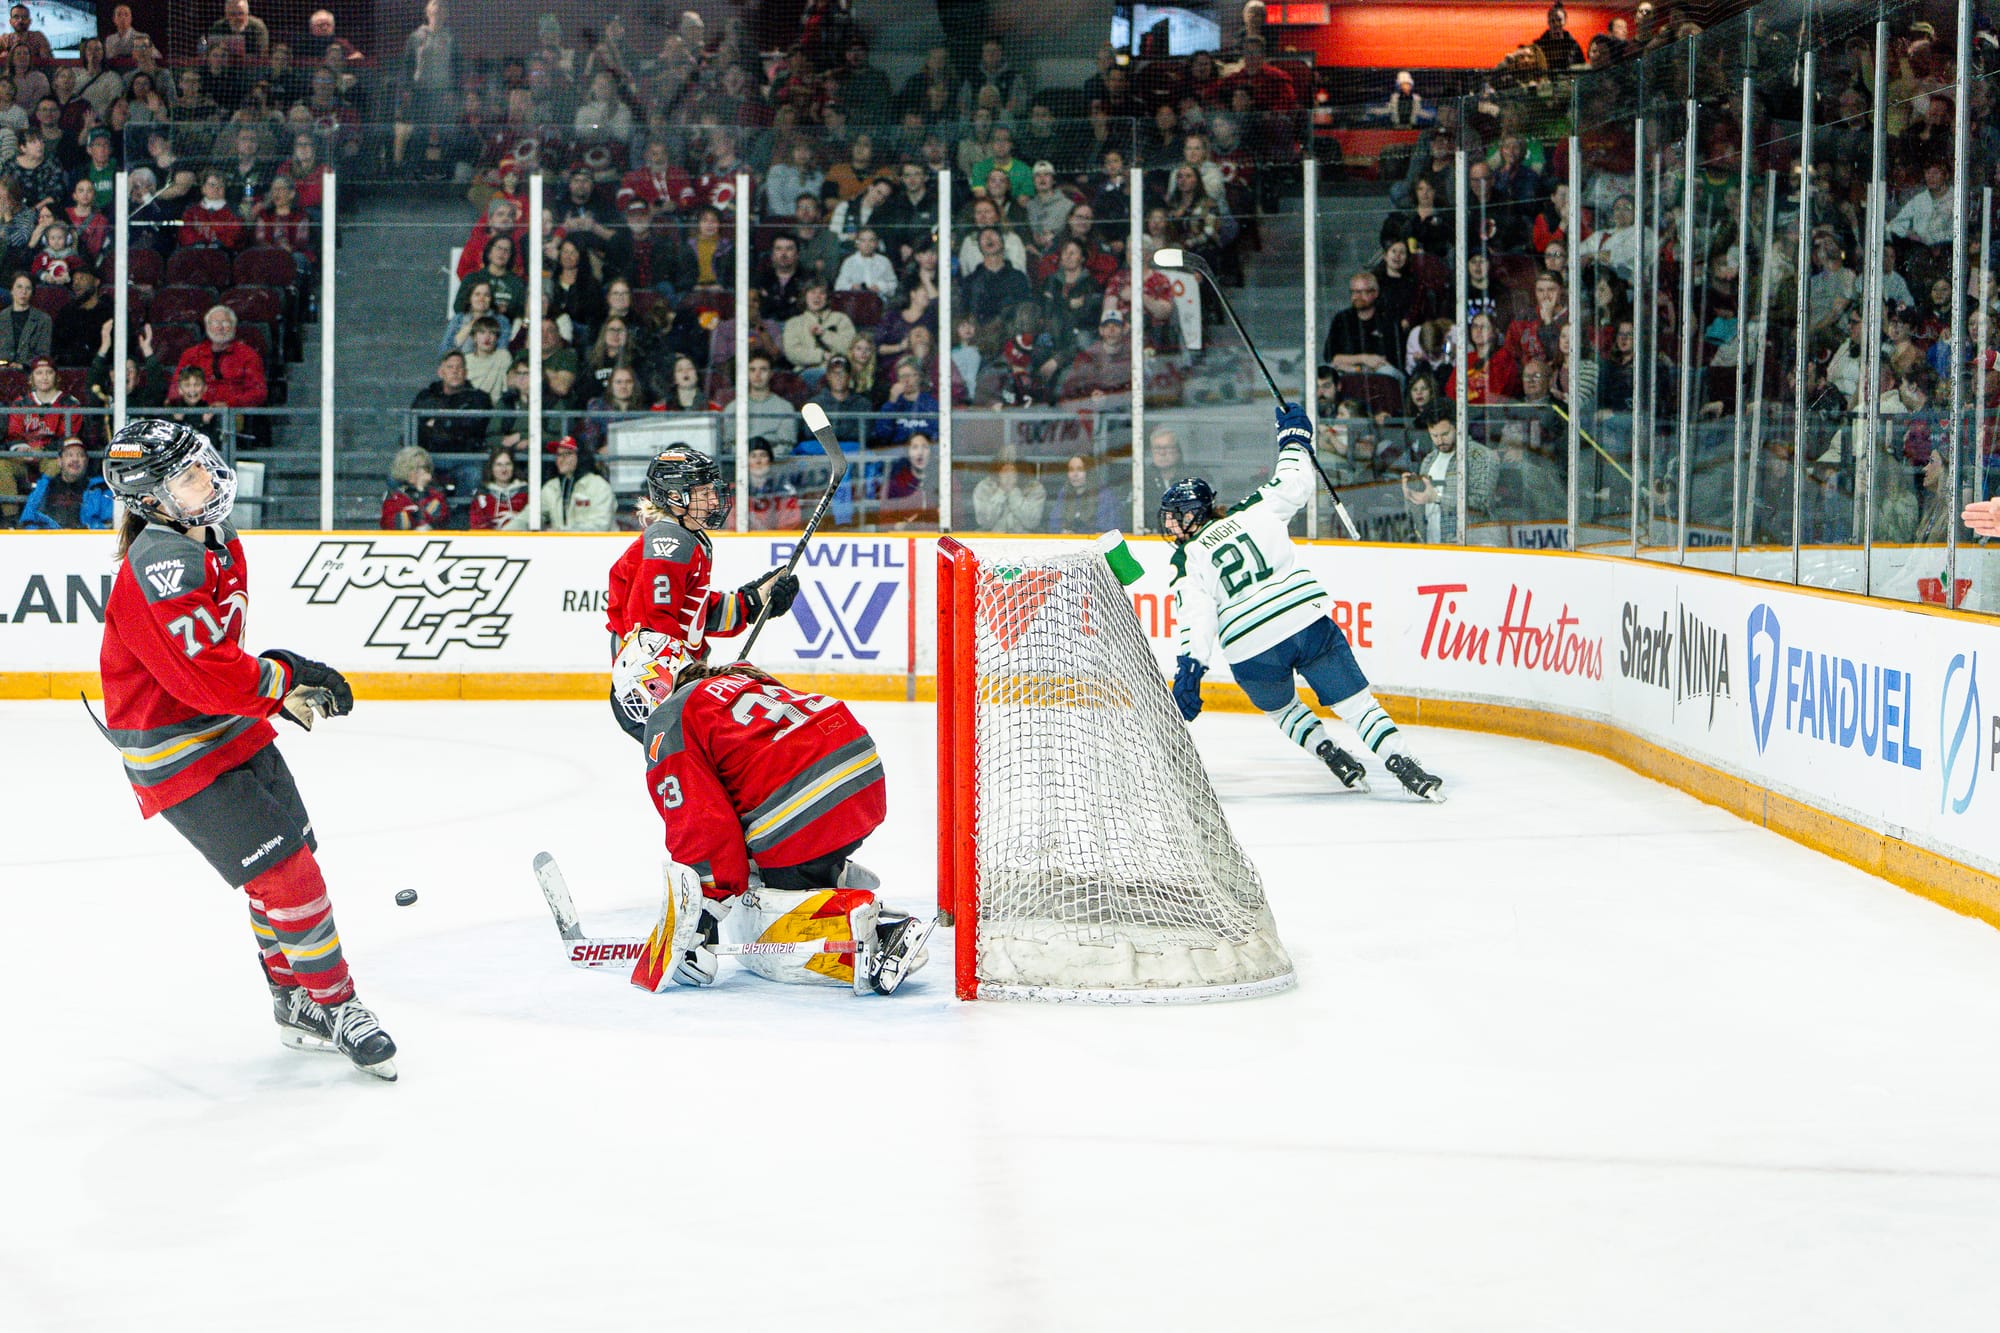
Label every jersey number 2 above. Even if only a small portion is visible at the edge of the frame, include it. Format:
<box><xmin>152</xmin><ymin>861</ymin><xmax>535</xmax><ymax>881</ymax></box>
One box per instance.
<box><xmin>1211</xmin><ymin>533</ymin><xmax>1273</xmax><ymax>596</ymax></box>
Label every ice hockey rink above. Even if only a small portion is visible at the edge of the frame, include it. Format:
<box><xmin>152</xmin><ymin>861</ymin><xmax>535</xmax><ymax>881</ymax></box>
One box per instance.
<box><xmin>7</xmin><ymin>697</ymin><xmax>2000</xmax><ymax>1331</ymax></box>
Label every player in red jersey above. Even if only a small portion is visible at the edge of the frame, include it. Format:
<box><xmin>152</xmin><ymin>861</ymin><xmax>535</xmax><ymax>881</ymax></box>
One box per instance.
<box><xmin>605</xmin><ymin>447</ymin><xmax>800</xmax><ymax>741</ymax></box>
<box><xmin>611</xmin><ymin>654</ymin><xmax>932</xmax><ymax>995</ymax></box>
<box><xmin>95</xmin><ymin>419</ymin><xmax>398</xmax><ymax>1080</ymax></box>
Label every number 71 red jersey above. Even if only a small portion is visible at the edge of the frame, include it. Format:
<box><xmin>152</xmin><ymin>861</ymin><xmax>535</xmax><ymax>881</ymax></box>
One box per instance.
<box><xmin>640</xmin><ymin>671</ymin><xmax>886</xmax><ymax>901</ymax></box>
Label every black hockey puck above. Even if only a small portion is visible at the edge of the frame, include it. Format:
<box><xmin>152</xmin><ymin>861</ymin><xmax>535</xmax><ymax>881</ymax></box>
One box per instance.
<box><xmin>394</xmin><ymin>889</ymin><xmax>418</xmax><ymax>907</ymax></box>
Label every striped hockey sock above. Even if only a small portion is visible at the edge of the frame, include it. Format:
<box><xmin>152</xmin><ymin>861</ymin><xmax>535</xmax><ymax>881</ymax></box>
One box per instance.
<box><xmin>246</xmin><ymin>846</ymin><xmax>354</xmax><ymax>1007</ymax></box>
<box><xmin>1335</xmin><ymin>689</ymin><xmax>1406</xmax><ymax>757</ymax></box>
<box><xmin>1265</xmin><ymin>701</ymin><xmax>1326</xmax><ymax>754</ymax></box>
<box><xmin>246</xmin><ymin>896</ymin><xmax>297</xmax><ymax>988</ymax></box>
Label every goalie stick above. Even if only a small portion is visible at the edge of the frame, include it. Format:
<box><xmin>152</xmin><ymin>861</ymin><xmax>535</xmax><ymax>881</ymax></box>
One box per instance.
<box><xmin>734</xmin><ymin>402</ymin><xmax>849</xmax><ymax>662</ymax></box>
<box><xmin>534</xmin><ymin>852</ymin><xmax>863</xmax><ymax>972</ymax></box>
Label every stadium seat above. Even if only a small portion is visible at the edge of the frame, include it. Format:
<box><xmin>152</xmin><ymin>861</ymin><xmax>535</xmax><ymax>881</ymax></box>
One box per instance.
<box><xmin>220</xmin><ymin>285</ymin><xmax>283</xmax><ymax>326</ymax></box>
<box><xmin>165</xmin><ymin>248</ymin><xmax>233</xmax><ymax>289</ymax></box>
<box><xmin>30</xmin><ymin>284</ymin><xmax>67</xmax><ymax>316</ymax></box>
<box><xmin>150</xmin><ymin>321</ymin><xmax>204</xmax><ymax>366</ymax></box>
<box><xmin>149</xmin><ymin>285</ymin><xmax>217</xmax><ymax>326</ymax></box>
<box><xmin>125</xmin><ymin>248</ymin><xmax>164</xmax><ymax>288</ymax></box>
<box><xmin>233</xmin><ymin>247</ymin><xmax>298</xmax><ymax>289</ymax></box>
<box><xmin>56</xmin><ymin>368</ymin><xmax>89</xmax><ymax>399</ymax></box>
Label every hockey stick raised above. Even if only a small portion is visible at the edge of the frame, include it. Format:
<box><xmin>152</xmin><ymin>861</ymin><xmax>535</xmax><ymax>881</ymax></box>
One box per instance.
<box><xmin>734</xmin><ymin>402</ymin><xmax>850</xmax><ymax>662</ymax></box>
<box><xmin>534</xmin><ymin>852</ymin><xmax>864</xmax><ymax>972</ymax></box>
<box><xmin>1153</xmin><ymin>248</ymin><xmax>1363</xmax><ymax>541</ymax></box>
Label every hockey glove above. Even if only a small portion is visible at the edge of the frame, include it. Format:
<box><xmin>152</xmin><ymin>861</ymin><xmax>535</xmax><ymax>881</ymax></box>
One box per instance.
<box><xmin>1275</xmin><ymin>402</ymin><xmax>1314</xmax><ymax>454</ymax></box>
<box><xmin>737</xmin><ymin>567</ymin><xmax>802</xmax><ymax>621</ymax></box>
<box><xmin>1172</xmin><ymin>654</ymin><xmax>1207</xmax><ymax>721</ymax></box>
<box><xmin>262</xmin><ymin>650</ymin><xmax>354</xmax><ymax>720</ymax></box>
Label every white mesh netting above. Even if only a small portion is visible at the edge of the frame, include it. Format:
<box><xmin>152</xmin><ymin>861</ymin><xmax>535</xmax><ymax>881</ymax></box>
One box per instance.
<box><xmin>969</xmin><ymin>544</ymin><xmax>1295</xmax><ymax>1002</ymax></box>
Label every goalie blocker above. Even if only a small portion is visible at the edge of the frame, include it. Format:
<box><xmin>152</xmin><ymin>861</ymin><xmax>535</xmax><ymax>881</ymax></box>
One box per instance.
<box><xmin>614</xmin><ymin>650</ymin><xmax>932</xmax><ymax>994</ymax></box>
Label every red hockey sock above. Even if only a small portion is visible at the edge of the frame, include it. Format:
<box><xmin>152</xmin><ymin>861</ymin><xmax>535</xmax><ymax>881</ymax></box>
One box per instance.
<box><xmin>245</xmin><ymin>846</ymin><xmax>354</xmax><ymax>1007</ymax></box>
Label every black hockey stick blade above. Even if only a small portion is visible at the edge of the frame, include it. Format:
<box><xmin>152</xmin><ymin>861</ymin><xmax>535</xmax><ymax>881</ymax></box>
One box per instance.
<box><xmin>734</xmin><ymin>405</ymin><xmax>850</xmax><ymax>661</ymax></box>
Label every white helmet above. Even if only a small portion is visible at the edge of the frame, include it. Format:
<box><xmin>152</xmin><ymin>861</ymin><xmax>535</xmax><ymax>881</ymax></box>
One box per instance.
<box><xmin>613</xmin><ymin>630</ymin><xmax>691</xmax><ymax>724</ymax></box>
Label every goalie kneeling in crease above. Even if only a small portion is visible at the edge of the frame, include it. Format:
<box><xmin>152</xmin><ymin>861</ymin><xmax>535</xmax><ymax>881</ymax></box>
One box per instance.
<box><xmin>613</xmin><ymin>647</ymin><xmax>933</xmax><ymax>995</ymax></box>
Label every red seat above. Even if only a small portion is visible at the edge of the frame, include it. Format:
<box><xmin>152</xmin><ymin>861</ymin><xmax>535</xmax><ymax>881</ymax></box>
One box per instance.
<box><xmin>30</xmin><ymin>284</ymin><xmax>67</xmax><ymax>316</ymax></box>
<box><xmin>149</xmin><ymin>284</ymin><xmax>216</xmax><ymax>326</ymax></box>
<box><xmin>56</xmin><ymin>368</ymin><xmax>89</xmax><ymax>398</ymax></box>
<box><xmin>0</xmin><ymin>368</ymin><xmax>26</xmax><ymax>400</ymax></box>
<box><xmin>220</xmin><ymin>284</ymin><xmax>283</xmax><ymax>324</ymax></box>
<box><xmin>233</xmin><ymin>246</ymin><xmax>298</xmax><ymax>288</ymax></box>
<box><xmin>1339</xmin><ymin>371</ymin><xmax>1403</xmax><ymax>416</ymax></box>
<box><xmin>829</xmin><ymin>289</ymin><xmax>883</xmax><ymax>330</ymax></box>
<box><xmin>126</xmin><ymin>248</ymin><xmax>164</xmax><ymax>288</ymax></box>
<box><xmin>165</xmin><ymin>248</ymin><xmax>233</xmax><ymax>288</ymax></box>
<box><xmin>151</xmin><ymin>321</ymin><xmax>204</xmax><ymax>366</ymax></box>
<box><xmin>233</xmin><ymin>321</ymin><xmax>275</xmax><ymax>365</ymax></box>
<box><xmin>630</xmin><ymin>289</ymin><xmax>659</xmax><ymax>319</ymax></box>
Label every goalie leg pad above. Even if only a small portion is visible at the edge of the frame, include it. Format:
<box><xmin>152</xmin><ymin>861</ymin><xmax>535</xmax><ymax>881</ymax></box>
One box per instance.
<box><xmin>727</xmin><ymin>886</ymin><xmax>876</xmax><ymax>988</ymax></box>
<box><xmin>631</xmin><ymin>861</ymin><xmax>728</xmax><ymax>991</ymax></box>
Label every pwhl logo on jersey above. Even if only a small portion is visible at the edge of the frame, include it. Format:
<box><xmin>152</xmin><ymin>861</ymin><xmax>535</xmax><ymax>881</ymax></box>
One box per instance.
<box><xmin>1618</xmin><ymin>600</ymin><xmax>1731</xmax><ymax>726</ymax></box>
<box><xmin>292</xmin><ymin>541</ymin><xmax>527</xmax><ymax>659</ymax></box>
<box><xmin>1937</xmin><ymin>652</ymin><xmax>1981</xmax><ymax>816</ymax></box>
<box><xmin>1743</xmin><ymin>602</ymin><xmax>1923</xmax><ymax>770</ymax></box>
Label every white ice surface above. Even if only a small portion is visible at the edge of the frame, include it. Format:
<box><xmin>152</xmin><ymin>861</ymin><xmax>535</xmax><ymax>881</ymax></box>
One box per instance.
<box><xmin>5</xmin><ymin>699</ymin><xmax>2000</xmax><ymax>1331</ymax></box>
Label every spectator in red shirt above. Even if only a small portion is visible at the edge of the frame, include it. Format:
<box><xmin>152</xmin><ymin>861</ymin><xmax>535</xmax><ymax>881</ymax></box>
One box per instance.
<box><xmin>181</xmin><ymin>170</ymin><xmax>248</xmax><ymax>250</ymax></box>
<box><xmin>381</xmin><ymin>444</ymin><xmax>447</xmax><ymax>530</ymax></box>
<box><xmin>177</xmin><ymin>305</ymin><xmax>268</xmax><ymax>408</ymax></box>
<box><xmin>8</xmin><ymin>355</ymin><xmax>80</xmax><ymax>444</ymax></box>
<box><xmin>277</xmin><ymin>132</ymin><xmax>329</xmax><ymax>211</ymax></box>
<box><xmin>1220</xmin><ymin>37</ymin><xmax>1298</xmax><ymax>112</ymax></box>
<box><xmin>467</xmin><ymin>445</ymin><xmax>529</xmax><ymax>530</ymax></box>
<box><xmin>455</xmin><ymin>196</ymin><xmax>525</xmax><ymax>280</ymax></box>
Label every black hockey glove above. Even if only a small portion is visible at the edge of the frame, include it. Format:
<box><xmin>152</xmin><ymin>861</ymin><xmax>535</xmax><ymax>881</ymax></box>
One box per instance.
<box><xmin>262</xmin><ymin>649</ymin><xmax>354</xmax><ymax>718</ymax></box>
<box><xmin>1172</xmin><ymin>654</ymin><xmax>1206</xmax><ymax>721</ymax></box>
<box><xmin>738</xmin><ymin>567</ymin><xmax>802</xmax><ymax>621</ymax></box>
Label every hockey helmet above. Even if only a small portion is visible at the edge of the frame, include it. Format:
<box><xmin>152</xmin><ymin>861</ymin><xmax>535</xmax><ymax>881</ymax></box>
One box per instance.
<box><xmin>1157</xmin><ymin>476</ymin><xmax>1217</xmax><ymax>542</ymax></box>
<box><xmin>613</xmin><ymin>630</ymin><xmax>694</xmax><ymax>724</ymax></box>
<box><xmin>645</xmin><ymin>447</ymin><xmax>733</xmax><ymax>530</ymax></box>
<box><xmin>102</xmin><ymin>418</ymin><xmax>237</xmax><ymax>528</ymax></box>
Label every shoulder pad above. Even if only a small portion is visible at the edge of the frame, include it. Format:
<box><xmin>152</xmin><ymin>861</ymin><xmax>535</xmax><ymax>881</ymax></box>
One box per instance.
<box><xmin>1238</xmin><ymin>489</ymin><xmax>1267</xmax><ymax>510</ymax></box>
<box><xmin>643</xmin><ymin>520</ymin><xmax>697</xmax><ymax>564</ymax></box>
<box><xmin>129</xmin><ymin>525</ymin><xmax>205</xmax><ymax>603</ymax></box>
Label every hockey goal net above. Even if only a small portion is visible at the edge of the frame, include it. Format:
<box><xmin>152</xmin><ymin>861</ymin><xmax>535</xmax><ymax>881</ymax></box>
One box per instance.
<box><xmin>936</xmin><ymin>538</ymin><xmax>1296</xmax><ymax>1003</ymax></box>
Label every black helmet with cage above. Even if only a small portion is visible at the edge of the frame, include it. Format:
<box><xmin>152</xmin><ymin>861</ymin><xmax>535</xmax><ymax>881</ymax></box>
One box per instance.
<box><xmin>644</xmin><ymin>446</ymin><xmax>732</xmax><ymax>530</ymax></box>
<box><xmin>1157</xmin><ymin>475</ymin><xmax>1218</xmax><ymax>543</ymax></box>
<box><xmin>102</xmin><ymin>417</ymin><xmax>237</xmax><ymax>528</ymax></box>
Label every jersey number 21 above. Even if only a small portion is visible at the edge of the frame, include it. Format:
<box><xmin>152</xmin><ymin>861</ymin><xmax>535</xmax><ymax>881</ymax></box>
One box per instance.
<box><xmin>1211</xmin><ymin>533</ymin><xmax>1273</xmax><ymax>596</ymax></box>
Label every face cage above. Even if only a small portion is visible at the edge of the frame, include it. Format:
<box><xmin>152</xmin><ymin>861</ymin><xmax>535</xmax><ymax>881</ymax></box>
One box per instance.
<box><xmin>154</xmin><ymin>441</ymin><xmax>238</xmax><ymax>528</ymax></box>
<box><xmin>674</xmin><ymin>481</ymin><xmax>735</xmax><ymax>531</ymax></box>
<box><xmin>1159</xmin><ymin>504</ymin><xmax>1206</xmax><ymax>544</ymax></box>
<box><xmin>616</xmin><ymin>659</ymin><xmax>680</xmax><ymax>725</ymax></box>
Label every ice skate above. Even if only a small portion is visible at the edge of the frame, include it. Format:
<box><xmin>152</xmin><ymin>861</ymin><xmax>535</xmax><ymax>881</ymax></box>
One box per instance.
<box><xmin>323</xmin><ymin>997</ymin><xmax>399</xmax><ymax>1081</ymax></box>
<box><xmin>867</xmin><ymin>913</ymin><xmax>934</xmax><ymax>995</ymax></box>
<box><xmin>1386</xmin><ymin>754</ymin><xmax>1446</xmax><ymax>802</ymax></box>
<box><xmin>270</xmin><ymin>983</ymin><xmax>337</xmax><ymax>1053</ymax></box>
<box><xmin>1315</xmin><ymin>740</ymin><xmax>1371</xmax><ymax>792</ymax></box>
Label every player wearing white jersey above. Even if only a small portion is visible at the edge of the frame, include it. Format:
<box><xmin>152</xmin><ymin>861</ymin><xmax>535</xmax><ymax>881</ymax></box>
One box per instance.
<box><xmin>1164</xmin><ymin>404</ymin><xmax>1445</xmax><ymax>801</ymax></box>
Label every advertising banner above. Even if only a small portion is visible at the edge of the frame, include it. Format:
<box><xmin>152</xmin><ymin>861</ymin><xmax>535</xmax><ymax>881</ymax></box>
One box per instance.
<box><xmin>7</xmin><ymin>527</ymin><xmax>1999</xmax><ymax>878</ymax></box>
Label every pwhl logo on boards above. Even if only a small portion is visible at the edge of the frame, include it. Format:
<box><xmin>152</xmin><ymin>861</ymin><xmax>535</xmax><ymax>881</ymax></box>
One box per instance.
<box><xmin>1618</xmin><ymin>599</ymin><xmax>1732</xmax><ymax>726</ymax></box>
<box><xmin>1937</xmin><ymin>652</ymin><xmax>1981</xmax><ymax>815</ymax></box>
<box><xmin>292</xmin><ymin>541</ymin><xmax>526</xmax><ymax>659</ymax></box>
<box><xmin>790</xmin><ymin>582</ymin><xmax>899</xmax><ymax>660</ymax></box>
<box><xmin>1743</xmin><ymin>603</ymin><xmax>1923</xmax><ymax>770</ymax></box>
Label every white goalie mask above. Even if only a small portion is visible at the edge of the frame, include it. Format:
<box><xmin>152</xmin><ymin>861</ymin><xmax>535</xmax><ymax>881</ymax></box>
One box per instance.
<box><xmin>612</xmin><ymin>630</ymin><xmax>691</xmax><ymax>724</ymax></box>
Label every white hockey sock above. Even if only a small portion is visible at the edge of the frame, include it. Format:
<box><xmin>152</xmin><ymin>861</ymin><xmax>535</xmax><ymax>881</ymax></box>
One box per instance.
<box><xmin>1334</xmin><ymin>689</ymin><xmax>1407</xmax><ymax>757</ymax></box>
<box><xmin>1265</xmin><ymin>701</ymin><xmax>1326</xmax><ymax>753</ymax></box>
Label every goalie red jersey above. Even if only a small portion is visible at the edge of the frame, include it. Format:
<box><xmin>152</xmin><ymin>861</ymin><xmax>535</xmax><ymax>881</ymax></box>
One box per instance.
<box><xmin>640</xmin><ymin>667</ymin><xmax>887</xmax><ymax>902</ymax></box>
<box><xmin>606</xmin><ymin>518</ymin><xmax>753</xmax><ymax>655</ymax></box>
<box><xmin>99</xmin><ymin>522</ymin><xmax>290</xmax><ymax>816</ymax></box>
